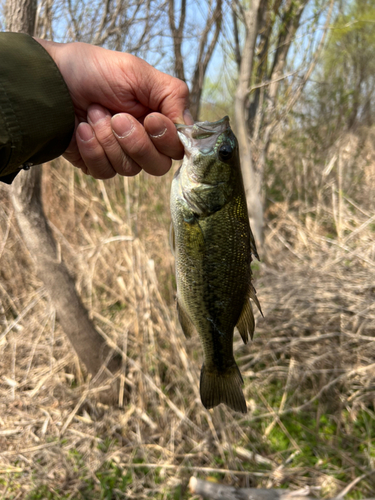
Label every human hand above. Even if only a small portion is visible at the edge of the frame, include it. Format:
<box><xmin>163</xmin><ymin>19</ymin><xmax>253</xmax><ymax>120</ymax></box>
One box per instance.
<box><xmin>35</xmin><ymin>39</ymin><xmax>193</xmax><ymax>179</ymax></box>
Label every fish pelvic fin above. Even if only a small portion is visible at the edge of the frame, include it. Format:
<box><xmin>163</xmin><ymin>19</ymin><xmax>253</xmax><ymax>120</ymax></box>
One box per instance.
<box><xmin>236</xmin><ymin>299</ymin><xmax>255</xmax><ymax>343</ymax></box>
<box><xmin>200</xmin><ymin>363</ymin><xmax>247</xmax><ymax>413</ymax></box>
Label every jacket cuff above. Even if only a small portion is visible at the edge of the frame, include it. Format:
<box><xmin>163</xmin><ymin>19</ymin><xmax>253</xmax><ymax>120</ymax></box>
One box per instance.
<box><xmin>0</xmin><ymin>33</ymin><xmax>75</xmax><ymax>183</ymax></box>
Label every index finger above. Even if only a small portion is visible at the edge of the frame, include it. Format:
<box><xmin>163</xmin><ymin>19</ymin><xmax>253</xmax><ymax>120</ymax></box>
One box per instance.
<box><xmin>145</xmin><ymin>113</ymin><xmax>185</xmax><ymax>160</ymax></box>
<box><xmin>133</xmin><ymin>62</ymin><xmax>193</xmax><ymax>125</ymax></box>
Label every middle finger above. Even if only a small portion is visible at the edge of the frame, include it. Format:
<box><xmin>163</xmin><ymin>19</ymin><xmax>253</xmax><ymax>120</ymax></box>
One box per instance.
<box><xmin>111</xmin><ymin>113</ymin><xmax>172</xmax><ymax>176</ymax></box>
<box><xmin>87</xmin><ymin>104</ymin><xmax>141</xmax><ymax>177</ymax></box>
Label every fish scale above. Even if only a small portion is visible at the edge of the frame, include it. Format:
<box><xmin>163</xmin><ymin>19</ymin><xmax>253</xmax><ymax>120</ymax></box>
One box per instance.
<box><xmin>170</xmin><ymin>116</ymin><xmax>261</xmax><ymax>413</ymax></box>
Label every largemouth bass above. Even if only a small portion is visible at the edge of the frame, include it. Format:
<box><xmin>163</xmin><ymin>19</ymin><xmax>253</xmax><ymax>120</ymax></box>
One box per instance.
<box><xmin>170</xmin><ymin>116</ymin><xmax>261</xmax><ymax>413</ymax></box>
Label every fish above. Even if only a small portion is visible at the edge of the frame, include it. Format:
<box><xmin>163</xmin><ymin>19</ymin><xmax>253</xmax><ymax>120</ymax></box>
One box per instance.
<box><xmin>170</xmin><ymin>116</ymin><xmax>261</xmax><ymax>413</ymax></box>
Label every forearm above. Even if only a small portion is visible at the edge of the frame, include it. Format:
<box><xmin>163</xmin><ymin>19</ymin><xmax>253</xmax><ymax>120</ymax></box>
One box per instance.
<box><xmin>0</xmin><ymin>33</ymin><xmax>75</xmax><ymax>183</ymax></box>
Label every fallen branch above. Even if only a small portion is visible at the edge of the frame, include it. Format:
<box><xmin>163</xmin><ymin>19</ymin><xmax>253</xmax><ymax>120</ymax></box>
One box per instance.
<box><xmin>188</xmin><ymin>477</ymin><xmax>375</xmax><ymax>500</ymax></box>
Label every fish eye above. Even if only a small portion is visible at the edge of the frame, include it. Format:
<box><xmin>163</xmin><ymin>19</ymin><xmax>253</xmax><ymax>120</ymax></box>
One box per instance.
<box><xmin>218</xmin><ymin>144</ymin><xmax>234</xmax><ymax>162</ymax></box>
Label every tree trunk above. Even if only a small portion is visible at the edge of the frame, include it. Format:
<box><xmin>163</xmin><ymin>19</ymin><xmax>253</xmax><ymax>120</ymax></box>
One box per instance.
<box><xmin>234</xmin><ymin>1</ymin><xmax>264</xmax><ymax>249</ymax></box>
<box><xmin>5</xmin><ymin>0</ymin><xmax>36</xmax><ymax>33</ymax></box>
<box><xmin>5</xmin><ymin>0</ymin><xmax>122</xmax><ymax>396</ymax></box>
<box><xmin>10</xmin><ymin>167</ymin><xmax>121</xmax><ymax>378</ymax></box>
<box><xmin>233</xmin><ymin>0</ymin><xmax>315</xmax><ymax>250</ymax></box>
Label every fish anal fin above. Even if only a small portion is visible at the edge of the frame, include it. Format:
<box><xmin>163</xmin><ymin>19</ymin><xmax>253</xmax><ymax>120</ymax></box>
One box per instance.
<box><xmin>236</xmin><ymin>299</ymin><xmax>255</xmax><ymax>343</ymax></box>
<box><xmin>200</xmin><ymin>363</ymin><xmax>247</xmax><ymax>413</ymax></box>
<box><xmin>249</xmin><ymin>283</ymin><xmax>263</xmax><ymax>317</ymax></box>
<box><xmin>177</xmin><ymin>300</ymin><xmax>196</xmax><ymax>338</ymax></box>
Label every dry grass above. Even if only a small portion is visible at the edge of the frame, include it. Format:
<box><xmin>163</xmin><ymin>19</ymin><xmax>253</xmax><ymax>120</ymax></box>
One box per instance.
<box><xmin>0</xmin><ymin>153</ymin><xmax>375</xmax><ymax>499</ymax></box>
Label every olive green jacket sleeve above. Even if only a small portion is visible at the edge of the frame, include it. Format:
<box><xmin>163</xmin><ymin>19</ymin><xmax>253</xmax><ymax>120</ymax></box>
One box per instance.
<box><xmin>0</xmin><ymin>32</ymin><xmax>75</xmax><ymax>183</ymax></box>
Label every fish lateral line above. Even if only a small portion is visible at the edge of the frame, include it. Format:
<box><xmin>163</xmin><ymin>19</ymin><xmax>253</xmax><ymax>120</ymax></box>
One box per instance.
<box><xmin>206</xmin><ymin>316</ymin><xmax>226</xmax><ymax>336</ymax></box>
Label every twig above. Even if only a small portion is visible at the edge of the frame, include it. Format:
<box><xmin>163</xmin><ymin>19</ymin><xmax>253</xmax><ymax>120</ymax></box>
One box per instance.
<box><xmin>0</xmin><ymin>442</ymin><xmax>57</xmax><ymax>457</ymax></box>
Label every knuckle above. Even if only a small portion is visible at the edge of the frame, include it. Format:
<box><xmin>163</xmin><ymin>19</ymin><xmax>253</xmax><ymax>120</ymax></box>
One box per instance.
<box><xmin>168</xmin><ymin>79</ymin><xmax>189</xmax><ymax>103</ymax></box>
<box><xmin>177</xmin><ymin>79</ymin><xmax>189</xmax><ymax>98</ymax></box>
<box><xmin>95</xmin><ymin>128</ymin><xmax>117</xmax><ymax>150</ymax></box>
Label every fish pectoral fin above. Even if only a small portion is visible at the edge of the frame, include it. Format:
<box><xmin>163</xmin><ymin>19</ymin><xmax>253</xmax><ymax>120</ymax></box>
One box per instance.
<box><xmin>176</xmin><ymin>300</ymin><xmax>196</xmax><ymax>338</ymax></box>
<box><xmin>236</xmin><ymin>299</ymin><xmax>255</xmax><ymax>343</ymax></box>
<box><xmin>169</xmin><ymin>223</ymin><xmax>175</xmax><ymax>256</ymax></box>
<box><xmin>200</xmin><ymin>363</ymin><xmax>247</xmax><ymax>413</ymax></box>
<box><xmin>184</xmin><ymin>194</ymin><xmax>206</xmax><ymax>216</ymax></box>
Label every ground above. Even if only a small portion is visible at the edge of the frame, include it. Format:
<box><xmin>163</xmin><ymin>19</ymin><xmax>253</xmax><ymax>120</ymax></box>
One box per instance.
<box><xmin>0</xmin><ymin>159</ymin><xmax>374</xmax><ymax>499</ymax></box>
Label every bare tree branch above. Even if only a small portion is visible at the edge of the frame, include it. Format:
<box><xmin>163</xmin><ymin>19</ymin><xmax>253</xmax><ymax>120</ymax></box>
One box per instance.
<box><xmin>168</xmin><ymin>0</ymin><xmax>186</xmax><ymax>81</ymax></box>
<box><xmin>92</xmin><ymin>0</ymin><xmax>111</xmax><ymax>45</ymax></box>
<box><xmin>232</xmin><ymin>3</ymin><xmax>241</xmax><ymax>70</ymax></box>
<box><xmin>277</xmin><ymin>0</ymin><xmax>335</xmax><ymax>127</ymax></box>
<box><xmin>190</xmin><ymin>0</ymin><xmax>222</xmax><ymax>118</ymax></box>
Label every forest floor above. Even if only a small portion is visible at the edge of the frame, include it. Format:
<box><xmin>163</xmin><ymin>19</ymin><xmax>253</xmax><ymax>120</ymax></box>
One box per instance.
<box><xmin>0</xmin><ymin>159</ymin><xmax>375</xmax><ymax>499</ymax></box>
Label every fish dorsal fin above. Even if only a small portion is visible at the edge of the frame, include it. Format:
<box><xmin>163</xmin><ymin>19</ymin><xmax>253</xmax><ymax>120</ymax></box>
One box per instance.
<box><xmin>236</xmin><ymin>299</ymin><xmax>255</xmax><ymax>344</ymax></box>
<box><xmin>250</xmin><ymin>230</ymin><xmax>260</xmax><ymax>261</ymax></box>
<box><xmin>177</xmin><ymin>300</ymin><xmax>196</xmax><ymax>338</ymax></box>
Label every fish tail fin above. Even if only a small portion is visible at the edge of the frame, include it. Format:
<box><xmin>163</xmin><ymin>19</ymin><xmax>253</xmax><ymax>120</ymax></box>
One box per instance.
<box><xmin>200</xmin><ymin>363</ymin><xmax>247</xmax><ymax>413</ymax></box>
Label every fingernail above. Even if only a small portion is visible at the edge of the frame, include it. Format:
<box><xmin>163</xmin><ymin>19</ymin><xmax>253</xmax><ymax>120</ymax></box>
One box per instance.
<box><xmin>112</xmin><ymin>114</ymin><xmax>134</xmax><ymax>138</ymax></box>
<box><xmin>77</xmin><ymin>123</ymin><xmax>94</xmax><ymax>142</ymax></box>
<box><xmin>147</xmin><ymin>114</ymin><xmax>167</xmax><ymax>138</ymax></box>
<box><xmin>183</xmin><ymin>109</ymin><xmax>194</xmax><ymax>125</ymax></box>
<box><xmin>88</xmin><ymin>106</ymin><xmax>110</xmax><ymax>125</ymax></box>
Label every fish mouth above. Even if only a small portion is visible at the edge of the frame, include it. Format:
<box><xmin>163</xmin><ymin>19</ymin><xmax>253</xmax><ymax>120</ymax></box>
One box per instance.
<box><xmin>176</xmin><ymin>116</ymin><xmax>231</xmax><ymax>153</ymax></box>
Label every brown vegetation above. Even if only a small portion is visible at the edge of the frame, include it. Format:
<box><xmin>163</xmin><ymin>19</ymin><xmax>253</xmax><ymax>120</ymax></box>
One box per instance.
<box><xmin>1</xmin><ymin>127</ymin><xmax>375</xmax><ymax>498</ymax></box>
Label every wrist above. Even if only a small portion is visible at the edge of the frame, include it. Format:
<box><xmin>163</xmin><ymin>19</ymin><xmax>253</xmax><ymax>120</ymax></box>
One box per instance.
<box><xmin>33</xmin><ymin>37</ymin><xmax>61</xmax><ymax>67</ymax></box>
